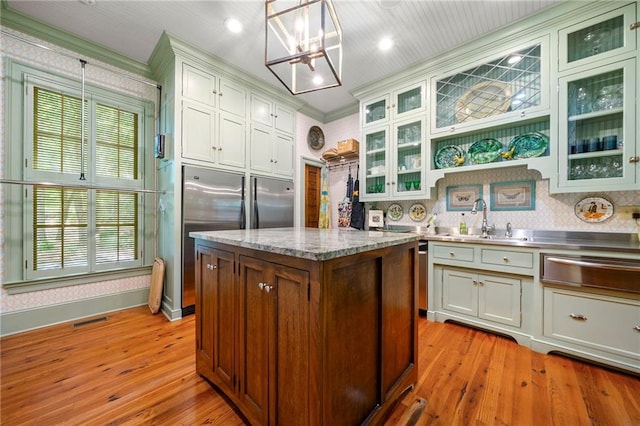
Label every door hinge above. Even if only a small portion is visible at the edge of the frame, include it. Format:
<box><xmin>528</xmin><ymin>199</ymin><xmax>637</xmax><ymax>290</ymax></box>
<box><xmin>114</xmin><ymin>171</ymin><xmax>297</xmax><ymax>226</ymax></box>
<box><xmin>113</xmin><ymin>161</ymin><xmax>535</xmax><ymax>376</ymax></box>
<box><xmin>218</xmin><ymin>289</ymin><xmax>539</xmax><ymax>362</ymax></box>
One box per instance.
<box><xmin>631</xmin><ymin>22</ymin><xmax>640</xmax><ymax>30</ymax></box>
<box><xmin>25</xmin><ymin>158</ymin><xmax>28</xmax><ymax>168</ymax></box>
<box><xmin>25</xmin><ymin>260</ymin><xmax>28</xmax><ymax>269</ymax></box>
<box><xmin>307</xmin><ymin>284</ymin><xmax>310</xmax><ymax>301</ymax></box>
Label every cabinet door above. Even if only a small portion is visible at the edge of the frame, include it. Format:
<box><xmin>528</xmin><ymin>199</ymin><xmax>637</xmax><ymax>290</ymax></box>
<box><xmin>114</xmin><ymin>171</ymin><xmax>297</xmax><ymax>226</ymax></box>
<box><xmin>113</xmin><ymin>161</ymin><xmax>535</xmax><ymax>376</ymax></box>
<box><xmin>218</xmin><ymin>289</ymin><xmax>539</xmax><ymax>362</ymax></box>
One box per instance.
<box><xmin>182</xmin><ymin>101</ymin><xmax>217</xmax><ymax>162</ymax></box>
<box><xmin>219</xmin><ymin>79</ymin><xmax>247</xmax><ymax>117</ymax></box>
<box><xmin>559</xmin><ymin>3</ymin><xmax>637</xmax><ymax>71</ymax></box>
<box><xmin>361</xmin><ymin>126</ymin><xmax>389</xmax><ymax>199</ymax></box>
<box><xmin>269</xmin><ymin>263</ymin><xmax>310</xmax><ymax>426</ymax></box>
<box><xmin>442</xmin><ymin>269</ymin><xmax>477</xmax><ymax>317</ymax></box>
<box><xmin>393</xmin><ymin>118</ymin><xmax>424</xmax><ymax>197</ymax></box>
<box><xmin>195</xmin><ymin>245</ymin><xmax>235</xmax><ymax>396</ymax></box>
<box><xmin>478</xmin><ymin>274</ymin><xmax>521</xmax><ymax>327</ymax></box>
<box><xmin>237</xmin><ymin>256</ymin><xmax>272</xmax><ymax>425</ymax></box>
<box><xmin>558</xmin><ymin>59</ymin><xmax>636</xmax><ymax>190</ymax></box>
<box><xmin>274</xmin><ymin>104</ymin><xmax>295</xmax><ymax>134</ymax></box>
<box><xmin>362</xmin><ymin>95</ymin><xmax>390</xmax><ymax>127</ymax></box>
<box><xmin>251</xmin><ymin>93</ymin><xmax>273</xmax><ymax>127</ymax></box>
<box><xmin>218</xmin><ymin>112</ymin><xmax>246</xmax><ymax>168</ymax></box>
<box><xmin>250</xmin><ymin>124</ymin><xmax>274</xmax><ymax>174</ymax></box>
<box><xmin>183</xmin><ymin>64</ymin><xmax>217</xmax><ymax>107</ymax></box>
<box><xmin>544</xmin><ymin>287</ymin><xmax>640</xmax><ymax>358</ymax></box>
<box><xmin>393</xmin><ymin>82</ymin><xmax>425</xmax><ymax>117</ymax></box>
<box><xmin>272</xmin><ymin>132</ymin><xmax>294</xmax><ymax>177</ymax></box>
<box><xmin>432</xmin><ymin>41</ymin><xmax>544</xmax><ymax>133</ymax></box>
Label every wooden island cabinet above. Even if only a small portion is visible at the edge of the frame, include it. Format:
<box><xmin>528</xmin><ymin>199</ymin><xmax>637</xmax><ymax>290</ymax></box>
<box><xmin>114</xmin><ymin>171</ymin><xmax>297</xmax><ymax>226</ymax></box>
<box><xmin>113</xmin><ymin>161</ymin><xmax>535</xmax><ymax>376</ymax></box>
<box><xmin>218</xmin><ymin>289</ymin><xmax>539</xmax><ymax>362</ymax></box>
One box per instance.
<box><xmin>191</xmin><ymin>228</ymin><xmax>420</xmax><ymax>425</ymax></box>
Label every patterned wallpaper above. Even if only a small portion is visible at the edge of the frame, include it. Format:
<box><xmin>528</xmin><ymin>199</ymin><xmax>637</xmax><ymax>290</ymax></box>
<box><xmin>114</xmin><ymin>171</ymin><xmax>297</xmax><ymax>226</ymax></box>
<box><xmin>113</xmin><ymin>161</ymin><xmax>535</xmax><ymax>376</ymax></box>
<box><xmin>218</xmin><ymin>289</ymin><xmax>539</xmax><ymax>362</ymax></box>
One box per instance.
<box><xmin>0</xmin><ymin>29</ymin><xmax>157</xmax><ymax>314</ymax></box>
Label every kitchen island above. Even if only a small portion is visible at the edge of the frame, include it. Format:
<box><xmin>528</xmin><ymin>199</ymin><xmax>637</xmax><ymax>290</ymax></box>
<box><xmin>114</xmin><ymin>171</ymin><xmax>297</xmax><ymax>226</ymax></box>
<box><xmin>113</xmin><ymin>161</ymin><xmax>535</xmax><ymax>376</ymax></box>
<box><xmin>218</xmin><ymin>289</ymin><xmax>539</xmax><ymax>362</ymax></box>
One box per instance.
<box><xmin>190</xmin><ymin>227</ymin><xmax>420</xmax><ymax>425</ymax></box>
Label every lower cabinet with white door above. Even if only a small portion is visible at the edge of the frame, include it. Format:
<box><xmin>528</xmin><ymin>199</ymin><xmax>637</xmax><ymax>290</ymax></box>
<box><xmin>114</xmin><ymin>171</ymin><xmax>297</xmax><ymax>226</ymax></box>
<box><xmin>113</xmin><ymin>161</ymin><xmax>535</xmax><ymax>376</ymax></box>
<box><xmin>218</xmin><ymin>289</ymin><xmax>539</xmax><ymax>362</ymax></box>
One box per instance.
<box><xmin>429</xmin><ymin>241</ymin><xmax>536</xmax><ymax>346</ymax></box>
<box><xmin>535</xmin><ymin>286</ymin><xmax>640</xmax><ymax>374</ymax></box>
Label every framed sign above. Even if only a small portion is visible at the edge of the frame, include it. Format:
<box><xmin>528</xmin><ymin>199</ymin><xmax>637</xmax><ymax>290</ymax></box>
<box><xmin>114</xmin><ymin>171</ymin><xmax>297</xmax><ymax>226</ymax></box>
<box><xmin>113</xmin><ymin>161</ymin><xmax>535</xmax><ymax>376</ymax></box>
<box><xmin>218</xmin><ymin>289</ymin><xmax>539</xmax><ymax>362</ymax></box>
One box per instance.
<box><xmin>446</xmin><ymin>185</ymin><xmax>482</xmax><ymax>211</ymax></box>
<box><xmin>490</xmin><ymin>180</ymin><xmax>535</xmax><ymax>211</ymax></box>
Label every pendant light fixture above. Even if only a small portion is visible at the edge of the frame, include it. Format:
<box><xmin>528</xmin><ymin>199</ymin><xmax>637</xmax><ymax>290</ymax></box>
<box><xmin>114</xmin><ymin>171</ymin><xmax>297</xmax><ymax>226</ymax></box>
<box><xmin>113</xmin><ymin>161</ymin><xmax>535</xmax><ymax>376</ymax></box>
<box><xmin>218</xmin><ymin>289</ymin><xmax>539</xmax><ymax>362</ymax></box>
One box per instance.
<box><xmin>265</xmin><ymin>0</ymin><xmax>343</xmax><ymax>95</ymax></box>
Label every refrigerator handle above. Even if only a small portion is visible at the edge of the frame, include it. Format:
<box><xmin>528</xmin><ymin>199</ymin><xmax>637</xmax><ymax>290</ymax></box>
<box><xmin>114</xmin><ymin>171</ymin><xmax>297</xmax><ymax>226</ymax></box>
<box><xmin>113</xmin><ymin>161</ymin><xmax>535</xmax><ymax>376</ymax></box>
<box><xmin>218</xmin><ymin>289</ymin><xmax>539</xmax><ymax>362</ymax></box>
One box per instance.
<box><xmin>253</xmin><ymin>177</ymin><xmax>259</xmax><ymax>229</ymax></box>
<box><xmin>240</xmin><ymin>176</ymin><xmax>246</xmax><ymax>229</ymax></box>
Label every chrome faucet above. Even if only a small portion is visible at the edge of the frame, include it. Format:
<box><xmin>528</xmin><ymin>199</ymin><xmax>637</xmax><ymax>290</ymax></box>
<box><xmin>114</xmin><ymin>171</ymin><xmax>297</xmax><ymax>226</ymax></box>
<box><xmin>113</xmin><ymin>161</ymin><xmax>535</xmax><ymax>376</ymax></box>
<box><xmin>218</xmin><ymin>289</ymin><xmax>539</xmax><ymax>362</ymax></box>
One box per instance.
<box><xmin>471</xmin><ymin>198</ymin><xmax>493</xmax><ymax>238</ymax></box>
<box><xmin>505</xmin><ymin>222</ymin><xmax>512</xmax><ymax>238</ymax></box>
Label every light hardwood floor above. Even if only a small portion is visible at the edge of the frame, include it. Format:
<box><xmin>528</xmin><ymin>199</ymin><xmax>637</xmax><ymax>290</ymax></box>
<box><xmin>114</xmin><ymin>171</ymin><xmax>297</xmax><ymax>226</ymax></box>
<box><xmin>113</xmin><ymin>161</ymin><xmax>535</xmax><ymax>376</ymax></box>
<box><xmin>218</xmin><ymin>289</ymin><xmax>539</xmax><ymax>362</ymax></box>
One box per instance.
<box><xmin>1</xmin><ymin>306</ymin><xmax>638</xmax><ymax>425</ymax></box>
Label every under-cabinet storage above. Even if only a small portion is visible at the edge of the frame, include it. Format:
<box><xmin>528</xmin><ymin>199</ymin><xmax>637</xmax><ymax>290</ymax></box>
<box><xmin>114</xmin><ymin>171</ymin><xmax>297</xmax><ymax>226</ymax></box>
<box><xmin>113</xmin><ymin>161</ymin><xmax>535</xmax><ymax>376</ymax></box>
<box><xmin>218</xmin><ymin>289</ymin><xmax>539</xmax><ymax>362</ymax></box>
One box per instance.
<box><xmin>543</xmin><ymin>286</ymin><xmax>640</xmax><ymax>364</ymax></box>
<box><xmin>442</xmin><ymin>268</ymin><xmax>522</xmax><ymax>328</ymax></box>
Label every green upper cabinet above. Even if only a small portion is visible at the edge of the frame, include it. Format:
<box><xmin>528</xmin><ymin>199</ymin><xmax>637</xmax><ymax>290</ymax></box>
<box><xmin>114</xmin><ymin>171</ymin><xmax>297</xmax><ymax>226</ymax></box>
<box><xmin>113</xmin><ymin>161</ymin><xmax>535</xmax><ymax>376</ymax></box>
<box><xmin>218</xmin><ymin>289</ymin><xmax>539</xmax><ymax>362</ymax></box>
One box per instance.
<box><xmin>431</xmin><ymin>37</ymin><xmax>550</xmax><ymax>135</ymax></box>
<box><xmin>558</xmin><ymin>3</ymin><xmax>637</xmax><ymax>72</ymax></box>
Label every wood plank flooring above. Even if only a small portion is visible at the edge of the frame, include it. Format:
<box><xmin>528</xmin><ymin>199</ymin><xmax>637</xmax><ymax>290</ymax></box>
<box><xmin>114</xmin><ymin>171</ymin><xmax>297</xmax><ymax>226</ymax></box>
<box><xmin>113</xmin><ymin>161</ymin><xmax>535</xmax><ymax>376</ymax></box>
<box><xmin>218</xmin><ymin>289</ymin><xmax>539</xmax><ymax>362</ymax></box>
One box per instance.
<box><xmin>1</xmin><ymin>306</ymin><xmax>638</xmax><ymax>425</ymax></box>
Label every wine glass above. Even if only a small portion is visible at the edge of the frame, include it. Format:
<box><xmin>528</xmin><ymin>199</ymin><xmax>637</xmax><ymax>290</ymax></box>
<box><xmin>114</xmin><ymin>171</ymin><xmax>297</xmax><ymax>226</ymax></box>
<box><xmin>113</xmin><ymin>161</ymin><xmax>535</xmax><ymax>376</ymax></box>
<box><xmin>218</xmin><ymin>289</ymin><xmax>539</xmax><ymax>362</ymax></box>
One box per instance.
<box><xmin>575</xmin><ymin>87</ymin><xmax>589</xmax><ymax>114</ymax></box>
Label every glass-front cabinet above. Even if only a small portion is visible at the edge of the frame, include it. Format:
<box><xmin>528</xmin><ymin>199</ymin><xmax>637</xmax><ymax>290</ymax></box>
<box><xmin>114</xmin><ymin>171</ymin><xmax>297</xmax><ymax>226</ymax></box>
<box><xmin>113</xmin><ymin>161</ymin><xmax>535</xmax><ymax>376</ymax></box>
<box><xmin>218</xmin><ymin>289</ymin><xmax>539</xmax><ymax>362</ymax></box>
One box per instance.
<box><xmin>558</xmin><ymin>59</ymin><xmax>637</xmax><ymax>191</ymax></box>
<box><xmin>361</xmin><ymin>81</ymin><xmax>425</xmax><ymax>128</ymax></box>
<box><xmin>559</xmin><ymin>3</ymin><xmax>637</xmax><ymax>71</ymax></box>
<box><xmin>432</xmin><ymin>40</ymin><xmax>547</xmax><ymax>134</ymax></box>
<box><xmin>361</xmin><ymin>118</ymin><xmax>426</xmax><ymax>200</ymax></box>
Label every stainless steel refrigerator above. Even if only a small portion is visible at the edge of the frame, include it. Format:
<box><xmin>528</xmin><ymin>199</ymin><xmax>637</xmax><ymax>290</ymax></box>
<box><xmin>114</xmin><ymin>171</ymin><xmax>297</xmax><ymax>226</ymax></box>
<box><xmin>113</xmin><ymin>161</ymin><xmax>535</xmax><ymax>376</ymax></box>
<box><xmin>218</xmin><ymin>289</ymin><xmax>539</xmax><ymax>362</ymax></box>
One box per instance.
<box><xmin>182</xmin><ymin>165</ymin><xmax>293</xmax><ymax>315</ymax></box>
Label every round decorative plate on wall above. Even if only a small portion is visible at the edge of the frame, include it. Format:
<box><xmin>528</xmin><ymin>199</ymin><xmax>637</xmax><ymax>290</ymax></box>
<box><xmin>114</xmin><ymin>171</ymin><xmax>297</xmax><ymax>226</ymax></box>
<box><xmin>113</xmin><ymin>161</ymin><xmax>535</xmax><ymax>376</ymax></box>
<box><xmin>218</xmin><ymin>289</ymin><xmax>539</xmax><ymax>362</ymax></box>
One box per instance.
<box><xmin>574</xmin><ymin>196</ymin><xmax>613</xmax><ymax>223</ymax></box>
<box><xmin>307</xmin><ymin>126</ymin><xmax>325</xmax><ymax>150</ymax></box>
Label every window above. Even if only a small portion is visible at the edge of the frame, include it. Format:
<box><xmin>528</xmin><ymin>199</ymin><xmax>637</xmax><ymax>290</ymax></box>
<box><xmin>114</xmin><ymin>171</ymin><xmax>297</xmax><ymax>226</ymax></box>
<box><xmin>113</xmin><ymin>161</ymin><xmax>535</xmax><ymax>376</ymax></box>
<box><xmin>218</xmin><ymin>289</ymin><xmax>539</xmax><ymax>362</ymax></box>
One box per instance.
<box><xmin>23</xmin><ymin>77</ymin><xmax>147</xmax><ymax>280</ymax></box>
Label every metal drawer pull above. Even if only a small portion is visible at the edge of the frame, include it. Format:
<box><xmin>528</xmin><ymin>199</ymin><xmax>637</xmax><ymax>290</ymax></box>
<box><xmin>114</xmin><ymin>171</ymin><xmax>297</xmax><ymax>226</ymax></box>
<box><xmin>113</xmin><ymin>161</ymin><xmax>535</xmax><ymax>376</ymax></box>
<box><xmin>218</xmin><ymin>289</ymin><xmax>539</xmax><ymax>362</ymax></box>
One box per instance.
<box><xmin>503</xmin><ymin>256</ymin><xmax>509</xmax><ymax>262</ymax></box>
<box><xmin>634</xmin><ymin>325</ymin><xmax>640</xmax><ymax>332</ymax></box>
<box><xmin>569</xmin><ymin>313</ymin><xmax>588</xmax><ymax>321</ymax></box>
<box><xmin>472</xmin><ymin>279</ymin><xmax>478</xmax><ymax>286</ymax></box>
<box><xmin>449</xmin><ymin>252</ymin><xmax>455</xmax><ymax>257</ymax></box>
<box><xmin>546</xmin><ymin>257</ymin><xmax>640</xmax><ymax>273</ymax></box>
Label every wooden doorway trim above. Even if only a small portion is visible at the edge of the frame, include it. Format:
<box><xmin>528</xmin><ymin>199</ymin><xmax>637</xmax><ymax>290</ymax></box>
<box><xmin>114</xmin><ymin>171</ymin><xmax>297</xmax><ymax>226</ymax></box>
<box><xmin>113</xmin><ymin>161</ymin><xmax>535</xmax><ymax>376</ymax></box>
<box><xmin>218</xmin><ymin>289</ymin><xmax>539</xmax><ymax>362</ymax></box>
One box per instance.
<box><xmin>299</xmin><ymin>156</ymin><xmax>324</xmax><ymax>228</ymax></box>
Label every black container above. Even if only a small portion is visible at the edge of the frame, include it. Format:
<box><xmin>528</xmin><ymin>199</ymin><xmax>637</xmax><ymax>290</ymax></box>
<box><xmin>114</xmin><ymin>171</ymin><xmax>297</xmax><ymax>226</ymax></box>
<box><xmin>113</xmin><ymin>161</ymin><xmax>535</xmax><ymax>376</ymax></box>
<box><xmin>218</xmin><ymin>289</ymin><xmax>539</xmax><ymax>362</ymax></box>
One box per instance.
<box><xmin>603</xmin><ymin>135</ymin><xmax>618</xmax><ymax>150</ymax></box>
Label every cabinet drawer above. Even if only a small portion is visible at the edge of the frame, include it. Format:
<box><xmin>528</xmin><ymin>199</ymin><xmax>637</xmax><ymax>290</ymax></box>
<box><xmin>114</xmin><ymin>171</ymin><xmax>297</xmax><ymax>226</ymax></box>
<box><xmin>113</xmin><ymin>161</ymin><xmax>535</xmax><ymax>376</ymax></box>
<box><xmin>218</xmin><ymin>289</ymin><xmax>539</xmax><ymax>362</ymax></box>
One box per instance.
<box><xmin>432</xmin><ymin>244</ymin><xmax>474</xmax><ymax>262</ymax></box>
<box><xmin>544</xmin><ymin>288</ymin><xmax>640</xmax><ymax>358</ymax></box>
<box><xmin>481</xmin><ymin>249</ymin><xmax>533</xmax><ymax>270</ymax></box>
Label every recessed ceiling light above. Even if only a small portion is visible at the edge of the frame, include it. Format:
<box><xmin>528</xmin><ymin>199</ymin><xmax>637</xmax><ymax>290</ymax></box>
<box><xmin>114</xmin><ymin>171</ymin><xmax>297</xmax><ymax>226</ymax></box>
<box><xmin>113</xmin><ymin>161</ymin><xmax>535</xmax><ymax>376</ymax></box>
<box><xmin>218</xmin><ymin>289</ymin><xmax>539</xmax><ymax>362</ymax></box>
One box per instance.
<box><xmin>378</xmin><ymin>37</ymin><xmax>393</xmax><ymax>51</ymax></box>
<box><xmin>225</xmin><ymin>18</ymin><xmax>242</xmax><ymax>34</ymax></box>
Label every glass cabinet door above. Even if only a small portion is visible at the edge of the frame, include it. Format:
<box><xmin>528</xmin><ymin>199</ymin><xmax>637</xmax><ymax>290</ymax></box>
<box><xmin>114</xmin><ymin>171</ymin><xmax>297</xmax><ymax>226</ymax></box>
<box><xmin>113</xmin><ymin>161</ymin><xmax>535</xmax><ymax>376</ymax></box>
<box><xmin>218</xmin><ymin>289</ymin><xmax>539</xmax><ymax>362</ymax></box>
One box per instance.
<box><xmin>559</xmin><ymin>59</ymin><xmax>636</xmax><ymax>189</ymax></box>
<box><xmin>363</xmin><ymin>96</ymin><xmax>389</xmax><ymax>127</ymax></box>
<box><xmin>363</xmin><ymin>127</ymin><xmax>389</xmax><ymax>197</ymax></box>
<box><xmin>433</xmin><ymin>42</ymin><xmax>543</xmax><ymax>133</ymax></box>
<box><xmin>559</xmin><ymin>4</ymin><xmax>636</xmax><ymax>71</ymax></box>
<box><xmin>393</xmin><ymin>119</ymin><xmax>424</xmax><ymax>196</ymax></box>
<box><xmin>394</xmin><ymin>83</ymin><xmax>424</xmax><ymax>117</ymax></box>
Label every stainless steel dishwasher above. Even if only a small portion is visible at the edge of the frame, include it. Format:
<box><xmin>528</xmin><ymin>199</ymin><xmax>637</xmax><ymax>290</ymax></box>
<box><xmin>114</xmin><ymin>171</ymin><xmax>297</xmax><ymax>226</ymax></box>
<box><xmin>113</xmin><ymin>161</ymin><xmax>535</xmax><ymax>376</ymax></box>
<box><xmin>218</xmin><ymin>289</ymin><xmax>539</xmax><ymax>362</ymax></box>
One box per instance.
<box><xmin>418</xmin><ymin>240</ymin><xmax>428</xmax><ymax>316</ymax></box>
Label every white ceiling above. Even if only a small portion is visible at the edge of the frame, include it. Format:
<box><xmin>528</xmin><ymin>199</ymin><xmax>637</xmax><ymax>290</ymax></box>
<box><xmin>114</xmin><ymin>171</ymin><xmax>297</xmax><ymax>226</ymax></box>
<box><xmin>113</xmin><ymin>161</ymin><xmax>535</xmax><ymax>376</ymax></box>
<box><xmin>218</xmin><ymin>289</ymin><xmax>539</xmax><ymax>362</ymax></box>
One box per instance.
<box><xmin>6</xmin><ymin>0</ymin><xmax>562</xmax><ymax>118</ymax></box>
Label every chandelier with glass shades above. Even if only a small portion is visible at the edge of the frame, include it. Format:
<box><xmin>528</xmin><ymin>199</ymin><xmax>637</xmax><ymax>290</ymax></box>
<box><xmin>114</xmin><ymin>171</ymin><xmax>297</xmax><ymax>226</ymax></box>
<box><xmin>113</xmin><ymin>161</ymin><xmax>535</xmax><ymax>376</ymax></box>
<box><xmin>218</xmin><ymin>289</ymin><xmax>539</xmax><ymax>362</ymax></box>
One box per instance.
<box><xmin>265</xmin><ymin>0</ymin><xmax>343</xmax><ymax>95</ymax></box>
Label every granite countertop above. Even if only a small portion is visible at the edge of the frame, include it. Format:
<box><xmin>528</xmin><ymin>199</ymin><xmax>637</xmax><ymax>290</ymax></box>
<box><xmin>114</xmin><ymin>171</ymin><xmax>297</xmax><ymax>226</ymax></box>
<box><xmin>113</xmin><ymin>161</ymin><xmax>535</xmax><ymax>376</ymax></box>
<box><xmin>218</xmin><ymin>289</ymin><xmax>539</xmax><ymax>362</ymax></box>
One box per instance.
<box><xmin>190</xmin><ymin>227</ymin><xmax>421</xmax><ymax>261</ymax></box>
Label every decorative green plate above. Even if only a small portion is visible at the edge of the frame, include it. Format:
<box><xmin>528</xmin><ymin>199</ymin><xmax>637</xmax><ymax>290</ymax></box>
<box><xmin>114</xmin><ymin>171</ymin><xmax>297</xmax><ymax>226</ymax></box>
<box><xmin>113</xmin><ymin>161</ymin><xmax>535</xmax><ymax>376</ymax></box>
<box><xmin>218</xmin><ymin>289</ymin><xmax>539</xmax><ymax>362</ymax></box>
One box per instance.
<box><xmin>468</xmin><ymin>138</ymin><xmax>503</xmax><ymax>164</ymax></box>
<box><xmin>434</xmin><ymin>145</ymin><xmax>466</xmax><ymax>169</ymax></box>
<box><xmin>508</xmin><ymin>132</ymin><xmax>549</xmax><ymax>159</ymax></box>
<box><xmin>387</xmin><ymin>204</ymin><xmax>403</xmax><ymax>221</ymax></box>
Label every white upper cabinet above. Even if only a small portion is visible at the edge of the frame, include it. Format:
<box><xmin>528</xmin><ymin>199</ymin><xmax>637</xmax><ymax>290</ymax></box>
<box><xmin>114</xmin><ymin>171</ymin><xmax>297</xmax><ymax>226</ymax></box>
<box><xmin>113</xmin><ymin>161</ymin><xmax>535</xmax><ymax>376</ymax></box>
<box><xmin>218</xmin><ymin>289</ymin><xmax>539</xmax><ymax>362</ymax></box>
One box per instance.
<box><xmin>361</xmin><ymin>80</ymin><xmax>425</xmax><ymax>128</ymax></box>
<box><xmin>249</xmin><ymin>93</ymin><xmax>295</xmax><ymax>177</ymax></box>
<box><xmin>558</xmin><ymin>3</ymin><xmax>637</xmax><ymax>72</ymax></box>
<box><xmin>183</xmin><ymin>64</ymin><xmax>218</xmax><ymax>108</ymax></box>
<box><xmin>181</xmin><ymin>63</ymin><xmax>247</xmax><ymax>169</ymax></box>
<box><xmin>431</xmin><ymin>38</ymin><xmax>549</xmax><ymax>135</ymax></box>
